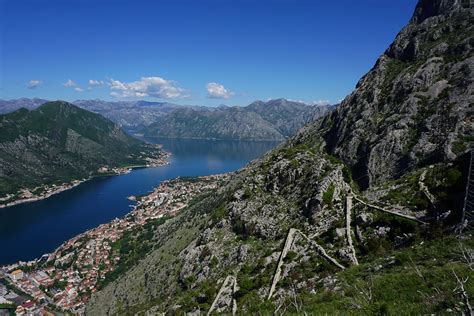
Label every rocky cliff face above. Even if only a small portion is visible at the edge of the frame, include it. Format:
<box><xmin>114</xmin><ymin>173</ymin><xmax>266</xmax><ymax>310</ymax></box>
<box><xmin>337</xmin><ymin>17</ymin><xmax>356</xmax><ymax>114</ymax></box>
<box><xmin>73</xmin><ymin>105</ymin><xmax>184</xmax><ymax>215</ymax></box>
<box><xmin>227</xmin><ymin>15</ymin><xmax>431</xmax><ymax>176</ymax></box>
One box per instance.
<box><xmin>246</xmin><ymin>99</ymin><xmax>332</xmax><ymax>137</ymax></box>
<box><xmin>319</xmin><ymin>0</ymin><xmax>472</xmax><ymax>188</ymax></box>
<box><xmin>86</xmin><ymin>1</ymin><xmax>473</xmax><ymax>314</ymax></box>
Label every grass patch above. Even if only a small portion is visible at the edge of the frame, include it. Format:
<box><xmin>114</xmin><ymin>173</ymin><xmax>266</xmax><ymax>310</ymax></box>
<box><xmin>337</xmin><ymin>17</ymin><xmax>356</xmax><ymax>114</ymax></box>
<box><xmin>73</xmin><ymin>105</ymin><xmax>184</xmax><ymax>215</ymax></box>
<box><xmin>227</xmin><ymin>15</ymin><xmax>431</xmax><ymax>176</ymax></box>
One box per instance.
<box><xmin>322</xmin><ymin>183</ymin><xmax>336</xmax><ymax>207</ymax></box>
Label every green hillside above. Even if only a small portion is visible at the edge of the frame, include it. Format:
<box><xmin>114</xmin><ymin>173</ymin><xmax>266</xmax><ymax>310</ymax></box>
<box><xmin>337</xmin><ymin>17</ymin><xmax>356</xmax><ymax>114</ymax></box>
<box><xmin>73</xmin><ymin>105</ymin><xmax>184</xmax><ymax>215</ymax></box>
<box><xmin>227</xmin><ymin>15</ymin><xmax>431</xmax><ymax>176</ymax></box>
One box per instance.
<box><xmin>0</xmin><ymin>101</ymin><xmax>163</xmax><ymax>196</ymax></box>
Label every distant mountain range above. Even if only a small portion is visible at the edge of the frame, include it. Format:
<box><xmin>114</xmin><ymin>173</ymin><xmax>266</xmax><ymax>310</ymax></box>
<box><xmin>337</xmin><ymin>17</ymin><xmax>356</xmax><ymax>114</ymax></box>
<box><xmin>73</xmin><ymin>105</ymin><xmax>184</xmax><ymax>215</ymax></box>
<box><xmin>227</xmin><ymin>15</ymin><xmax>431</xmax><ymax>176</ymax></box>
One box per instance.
<box><xmin>143</xmin><ymin>99</ymin><xmax>332</xmax><ymax>140</ymax></box>
<box><xmin>0</xmin><ymin>101</ymin><xmax>163</xmax><ymax>197</ymax></box>
<box><xmin>0</xmin><ymin>98</ymin><xmax>334</xmax><ymax>140</ymax></box>
<box><xmin>0</xmin><ymin>98</ymin><xmax>186</xmax><ymax>128</ymax></box>
<box><xmin>0</xmin><ymin>98</ymin><xmax>49</xmax><ymax>113</ymax></box>
<box><xmin>73</xmin><ymin>99</ymin><xmax>193</xmax><ymax>128</ymax></box>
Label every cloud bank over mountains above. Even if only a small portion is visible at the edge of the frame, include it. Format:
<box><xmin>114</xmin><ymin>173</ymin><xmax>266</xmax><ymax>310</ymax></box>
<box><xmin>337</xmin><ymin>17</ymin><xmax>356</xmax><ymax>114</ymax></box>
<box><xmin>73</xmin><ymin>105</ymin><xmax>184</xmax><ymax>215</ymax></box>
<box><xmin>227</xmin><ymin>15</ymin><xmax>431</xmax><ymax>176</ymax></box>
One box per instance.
<box><xmin>108</xmin><ymin>76</ymin><xmax>188</xmax><ymax>99</ymax></box>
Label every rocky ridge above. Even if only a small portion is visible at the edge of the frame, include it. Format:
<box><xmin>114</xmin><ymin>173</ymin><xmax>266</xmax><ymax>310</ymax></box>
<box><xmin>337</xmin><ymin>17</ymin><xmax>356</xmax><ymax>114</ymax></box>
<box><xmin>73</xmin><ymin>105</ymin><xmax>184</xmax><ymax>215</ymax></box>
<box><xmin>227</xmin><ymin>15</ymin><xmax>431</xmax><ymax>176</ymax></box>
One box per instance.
<box><xmin>318</xmin><ymin>0</ymin><xmax>473</xmax><ymax>187</ymax></box>
<box><xmin>143</xmin><ymin>99</ymin><xmax>333</xmax><ymax>141</ymax></box>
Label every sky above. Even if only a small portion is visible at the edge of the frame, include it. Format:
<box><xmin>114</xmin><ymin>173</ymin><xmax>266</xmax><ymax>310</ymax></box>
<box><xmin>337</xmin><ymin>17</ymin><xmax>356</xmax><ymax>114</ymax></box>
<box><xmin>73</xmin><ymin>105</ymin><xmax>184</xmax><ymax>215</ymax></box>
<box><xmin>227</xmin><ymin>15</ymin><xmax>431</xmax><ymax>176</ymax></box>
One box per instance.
<box><xmin>0</xmin><ymin>0</ymin><xmax>418</xmax><ymax>106</ymax></box>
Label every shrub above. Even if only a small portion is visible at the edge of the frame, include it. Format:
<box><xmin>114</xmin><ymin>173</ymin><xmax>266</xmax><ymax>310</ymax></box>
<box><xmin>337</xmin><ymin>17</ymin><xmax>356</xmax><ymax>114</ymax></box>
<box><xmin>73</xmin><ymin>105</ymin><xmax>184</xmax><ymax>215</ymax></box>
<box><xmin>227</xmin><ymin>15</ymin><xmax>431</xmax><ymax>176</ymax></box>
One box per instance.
<box><xmin>364</xmin><ymin>237</ymin><xmax>392</xmax><ymax>257</ymax></box>
<box><xmin>323</xmin><ymin>183</ymin><xmax>336</xmax><ymax>207</ymax></box>
<box><xmin>452</xmin><ymin>139</ymin><xmax>467</xmax><ymax>154</ymax></box>
<box><xmin>211</xmin><ymin>205</ymin><xmax>227</xmax><ymax>222</ymax></box>
<box><xmin>284</xmin><ymin>251</ymin><xmax>298</xmax><ymax>262</ymax></box>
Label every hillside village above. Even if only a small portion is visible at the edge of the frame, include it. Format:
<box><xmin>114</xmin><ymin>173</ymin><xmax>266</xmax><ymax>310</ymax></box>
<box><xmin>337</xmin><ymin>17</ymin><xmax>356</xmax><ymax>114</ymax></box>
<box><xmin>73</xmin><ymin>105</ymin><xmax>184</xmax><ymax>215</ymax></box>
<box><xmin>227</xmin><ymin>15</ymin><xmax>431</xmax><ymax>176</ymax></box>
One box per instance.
<box><xmin>0</xmin><ymin>173</ymin><xmax>230</xmax><ymax>314</ymax></box>
<box><xmin>0</xmin><ymin>151</ymin><xmax>170</xmax><ymax>209</ymax></box>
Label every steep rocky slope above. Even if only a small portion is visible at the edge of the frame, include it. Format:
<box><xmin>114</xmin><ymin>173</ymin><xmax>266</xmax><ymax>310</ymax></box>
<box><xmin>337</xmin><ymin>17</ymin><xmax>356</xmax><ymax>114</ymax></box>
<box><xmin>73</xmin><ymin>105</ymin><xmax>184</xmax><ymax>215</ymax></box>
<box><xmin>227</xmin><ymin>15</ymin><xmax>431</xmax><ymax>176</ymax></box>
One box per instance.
<box><xmin>86</xmin><ymin>1</ymin><xmax>473</xmax><ymax>314</ymax></box>
<box><xmin>0</xmin><ymin>101</ymin><xmax>163</xmax><ymax>196</ymax></box>
<box><xmin>246</xmin><ymin>99</ymin><xmax>333</xmax><ymax>137</ymax></box>
<box><xmin>319</xmin><ymin>0</ymin><xmax>473</xmax><ymax>188</ymax></box>
<box><xmin>144</xmin><ymin>99</ymin><xmax>332</xmax><ymax>140</ymax></box>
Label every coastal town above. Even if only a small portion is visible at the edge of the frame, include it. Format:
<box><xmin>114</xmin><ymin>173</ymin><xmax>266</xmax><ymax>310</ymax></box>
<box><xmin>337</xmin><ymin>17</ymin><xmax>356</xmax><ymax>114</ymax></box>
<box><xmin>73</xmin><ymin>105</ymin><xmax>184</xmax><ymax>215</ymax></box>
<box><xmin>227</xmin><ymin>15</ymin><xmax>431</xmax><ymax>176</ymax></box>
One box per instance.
<box><xmin>0</xmin><ymin>180</ymin><xmax>86</xmax><ymax>209</ymax></box>
<box><xmin>0</xmin><ymin>151</ymin><xmax>170</xmax><ymax>209</ymax></box>
<box><xmin>0</xmin><ymin>173</ymin><xmax>230</xmax><ymax>315</ymax></box>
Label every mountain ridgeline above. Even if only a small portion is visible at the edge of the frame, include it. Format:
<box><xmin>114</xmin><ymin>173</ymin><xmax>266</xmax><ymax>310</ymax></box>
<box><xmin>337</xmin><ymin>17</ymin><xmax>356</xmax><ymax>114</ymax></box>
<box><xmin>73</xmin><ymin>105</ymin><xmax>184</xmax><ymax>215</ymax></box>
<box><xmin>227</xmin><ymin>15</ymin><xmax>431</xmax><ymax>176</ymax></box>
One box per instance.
<box><xmin>0</xmin><ymin>101</ymin><xmax>163</xmax><ymax>197</ymax></box>
<box><xmin>143</xmin><ymin>99</ymin><xmax>332</xmax><ymax>140</ymax></box>
<box><xmin>0</xmin><ymin>99</ymin><xmax>186</xmax><ymax>128</ymax></box>
<box><xmin>0</xmin><ymin>98</ymin><xmax>333</xmax><ymax>141</ymax></box>
<box><xmin>73</xmin><ymin>99</ymin><xmax>185</xmax><ymax>128</ymax></box>
<box><xmin>0</xmin><ymin>98</ymin><xmax>49</xmax><ymax>114</ymax></box>
<box><xmin>86</xmin><ymin>1</ymin><xmax>473</xmax><ymax>314</ymax></box>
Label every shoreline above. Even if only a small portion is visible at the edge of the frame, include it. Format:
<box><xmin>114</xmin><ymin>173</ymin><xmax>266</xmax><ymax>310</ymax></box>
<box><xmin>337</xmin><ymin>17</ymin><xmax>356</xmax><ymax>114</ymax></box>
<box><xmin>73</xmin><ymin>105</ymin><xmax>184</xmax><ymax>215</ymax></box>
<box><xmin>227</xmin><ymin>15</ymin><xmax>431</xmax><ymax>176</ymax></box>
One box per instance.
<box><xmin>0</xmin><ymin>152</ymin><xmax>171</xmax><ymax>210</ymax></box>
<box><xmin>138</xmin><ymin>135</ymin><xmax>285</xmax><ymax>142</ymax></box>
<box><xmin>0</xmin><ymin>179</ymin><xmax>87</xmax><ymax>209</ymax></box>
<box><xmin>0</xmin><ymin>172</ymin><xmax>231</xmax><ymax>313</ymax></box>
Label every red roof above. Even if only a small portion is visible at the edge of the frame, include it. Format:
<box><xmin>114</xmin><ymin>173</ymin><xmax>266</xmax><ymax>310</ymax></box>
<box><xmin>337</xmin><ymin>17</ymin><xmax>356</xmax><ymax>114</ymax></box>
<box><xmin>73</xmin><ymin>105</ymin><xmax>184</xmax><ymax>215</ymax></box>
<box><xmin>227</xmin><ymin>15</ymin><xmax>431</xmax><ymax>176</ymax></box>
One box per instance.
<box><xmin>22</xmin><ymin>300</ymin><xmax>35</xmax><ymax>308</ymax></box>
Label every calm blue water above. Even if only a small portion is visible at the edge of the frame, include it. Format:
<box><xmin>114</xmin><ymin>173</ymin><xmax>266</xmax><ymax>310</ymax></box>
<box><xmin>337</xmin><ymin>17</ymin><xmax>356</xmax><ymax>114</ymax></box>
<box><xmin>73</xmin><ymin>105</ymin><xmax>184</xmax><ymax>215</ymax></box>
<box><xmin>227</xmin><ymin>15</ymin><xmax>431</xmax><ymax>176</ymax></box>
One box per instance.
<box><xmin>0</xmin><ymin>138</ymin><xmax>279</xmax><ymax>265</ymax></box>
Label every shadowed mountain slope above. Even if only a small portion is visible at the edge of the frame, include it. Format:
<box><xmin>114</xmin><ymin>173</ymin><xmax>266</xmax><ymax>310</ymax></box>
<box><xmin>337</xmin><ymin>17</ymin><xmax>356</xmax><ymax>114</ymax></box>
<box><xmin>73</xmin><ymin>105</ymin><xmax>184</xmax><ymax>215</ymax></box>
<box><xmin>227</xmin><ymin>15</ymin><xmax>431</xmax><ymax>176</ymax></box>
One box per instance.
<box><xmin>0</xmin><ymin>101</ymin><xmax>163</xmax><ymax>196</ymax></box>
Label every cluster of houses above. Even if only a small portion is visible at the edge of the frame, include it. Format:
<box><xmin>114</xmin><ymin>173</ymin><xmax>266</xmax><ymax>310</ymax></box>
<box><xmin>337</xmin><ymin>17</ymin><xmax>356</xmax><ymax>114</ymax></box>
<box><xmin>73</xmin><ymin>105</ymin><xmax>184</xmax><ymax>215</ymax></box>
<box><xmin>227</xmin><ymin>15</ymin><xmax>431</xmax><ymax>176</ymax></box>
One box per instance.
<box><xmin>0</xmin><ymin>267</ymin><xmax>55</xmax><ymax>315</ymax></box>
<box><xmin>1</xmin><ymin>173</ymin><xmax>230</xmax><ymax>314</ymax></box>
<box><xmin>97</xmin><ymin>166</ymin><xmax>131</xmax><ymax>175</ymax></box>
<box><xmin>97</xmin><ymin>150</ymin><xmax>170</xmax><ymax>175</ymax></box>
<box><xmin>0</xmin><ymin>180</ymin><xmax>85</xmax><ymax>208</ymax></box>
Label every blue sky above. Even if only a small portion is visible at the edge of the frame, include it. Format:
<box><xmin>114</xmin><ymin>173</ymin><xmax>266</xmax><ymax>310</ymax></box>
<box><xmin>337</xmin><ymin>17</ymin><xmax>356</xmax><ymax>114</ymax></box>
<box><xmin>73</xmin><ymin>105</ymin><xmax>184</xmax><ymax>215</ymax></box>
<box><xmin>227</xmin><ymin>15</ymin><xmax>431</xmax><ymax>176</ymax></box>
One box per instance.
<box><xmin>0</xmin><ymin>0</ymin><xmax>418</xmax><ymax>106</ymax></box>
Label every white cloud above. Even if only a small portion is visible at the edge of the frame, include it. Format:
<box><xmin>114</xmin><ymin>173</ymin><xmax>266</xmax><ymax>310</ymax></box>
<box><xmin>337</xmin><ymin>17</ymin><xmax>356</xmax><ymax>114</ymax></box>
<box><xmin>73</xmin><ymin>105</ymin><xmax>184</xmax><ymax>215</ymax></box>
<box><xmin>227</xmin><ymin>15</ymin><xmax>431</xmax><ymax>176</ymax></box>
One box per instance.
<box><xmin>88</xmin><ymin>79</ymin><xmax>105</xmax><ymax>87</ymax></box>
<box><xmin>27</xmin><ymin>80</ymin><xmax>42</xmax><ymax>89</ymax></box>
<box><xmin>63</xmin><ymin>79</ymin><xmax>84</xmax><ymax>92</ymax></box>
<box><xmin>63</xmin><ymin>79</ymin><xmax>77</xmax><ymax>87</ymax></box>
<box><xmin>206</xmin><ymin>82</ymin><xmax>234</xmax><ymax>99</ymax></box>
<box><xmin>108</xmin><ymin>76</ymin><xmax>188</xmax><ymax>99</ymax></box>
